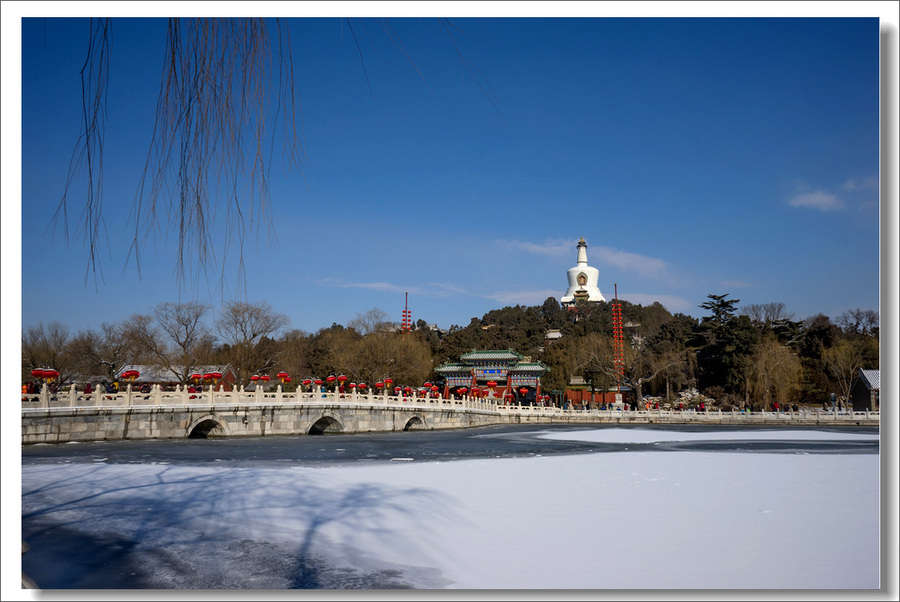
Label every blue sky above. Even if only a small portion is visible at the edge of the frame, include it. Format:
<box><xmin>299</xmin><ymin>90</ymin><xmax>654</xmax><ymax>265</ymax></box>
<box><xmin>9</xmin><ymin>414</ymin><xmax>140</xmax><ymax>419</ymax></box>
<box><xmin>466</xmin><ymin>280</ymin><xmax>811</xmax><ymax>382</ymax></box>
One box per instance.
<box><xmin>5</xmin><ymin>3</ymin><xmax>894</xmax><ymax>338</ymax></box>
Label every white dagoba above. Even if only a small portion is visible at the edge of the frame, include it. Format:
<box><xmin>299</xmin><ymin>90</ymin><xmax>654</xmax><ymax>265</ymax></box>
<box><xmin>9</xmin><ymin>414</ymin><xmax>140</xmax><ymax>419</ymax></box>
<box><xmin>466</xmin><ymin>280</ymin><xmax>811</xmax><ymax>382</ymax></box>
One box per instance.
<box><xmin>560</xmin><ymin>237</ymin><xmax>605</xmax><ymax>306</ymax></box>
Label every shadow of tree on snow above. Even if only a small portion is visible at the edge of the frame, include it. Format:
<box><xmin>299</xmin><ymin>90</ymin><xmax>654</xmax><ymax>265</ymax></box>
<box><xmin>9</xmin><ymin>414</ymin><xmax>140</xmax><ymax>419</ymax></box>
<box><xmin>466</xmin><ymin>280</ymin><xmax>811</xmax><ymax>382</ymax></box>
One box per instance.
<box><xmin>22</xmin><ymin>463</ymin><xmax>462</xmax><ymax>589</ymax></box>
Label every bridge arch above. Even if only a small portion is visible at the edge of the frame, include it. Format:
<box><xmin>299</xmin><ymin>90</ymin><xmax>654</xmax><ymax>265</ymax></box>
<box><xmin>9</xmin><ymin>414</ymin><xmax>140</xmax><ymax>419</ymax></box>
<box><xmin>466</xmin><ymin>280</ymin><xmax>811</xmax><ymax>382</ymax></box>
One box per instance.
<box><xmin>187</xmin><ymin>415</ymin><xmax>231</xmax><ymax>439</ymax></box>
<box><xmin>403</xmin><ymin>414</ymin><xmax>427</xmax><ymax>431</ymax></box>
<box><xmin>308</xmin><ymin>414</ymin><xmax>344</xmax><ymax>435</ymax></box>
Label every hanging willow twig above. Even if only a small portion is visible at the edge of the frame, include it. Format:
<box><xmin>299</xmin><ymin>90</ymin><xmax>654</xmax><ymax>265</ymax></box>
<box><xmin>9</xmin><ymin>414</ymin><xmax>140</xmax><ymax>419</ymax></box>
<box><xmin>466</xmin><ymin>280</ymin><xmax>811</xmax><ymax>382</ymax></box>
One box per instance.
<box><xmin>55</xmin><ymin>17</ymin><xmax>303</xmax><ymax>292</ymax></box>
<box><xmin>53</xmin><ymin>17</ymin><xmax>112</xmax><ymax>287</ymax></box>
<box><xmin>55</xmin><ymin>17</ymin><xmax>495</xmax><ymax>294</ymax></box>
<box><xmin>130</xmin><ymin>17</ymin><xmax>303</xmax><ymax>291</ymax></box>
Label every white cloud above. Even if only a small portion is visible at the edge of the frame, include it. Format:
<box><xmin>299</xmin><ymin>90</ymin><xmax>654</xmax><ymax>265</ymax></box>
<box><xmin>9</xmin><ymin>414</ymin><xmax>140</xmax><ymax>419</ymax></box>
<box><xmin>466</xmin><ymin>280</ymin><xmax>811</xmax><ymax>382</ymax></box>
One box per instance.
<box><xmin>842</xmin><ymin>176</ymin><xmax>879</xmax><ymax>191</ymax></box>
<box><xmin>787</xmin><ymin>191</ymin><xmax>843</xmax><ymax>211</ymax></box>
<box><xmin>498</xmin><ymin>238</ymin><xmax>572</xmax><ymax>257</ymax></box>
<box><xmin>317</xmin><ymin>279</ymin><xmax>424</xmax><ymax>295</ymax></box>
<box><xmin>591</xmin><ymin>246</ymin><xmax>668</xmax><ymax>278</ymax></box>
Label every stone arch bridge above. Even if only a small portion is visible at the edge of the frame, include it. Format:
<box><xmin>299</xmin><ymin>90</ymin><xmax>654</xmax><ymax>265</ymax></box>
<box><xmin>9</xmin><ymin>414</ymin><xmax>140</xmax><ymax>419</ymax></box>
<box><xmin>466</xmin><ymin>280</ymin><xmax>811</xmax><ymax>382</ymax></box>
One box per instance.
<box><xmin>21</xmin><ymin>385</ymin><xmax>878</xmax><ymax>444</ymax></box>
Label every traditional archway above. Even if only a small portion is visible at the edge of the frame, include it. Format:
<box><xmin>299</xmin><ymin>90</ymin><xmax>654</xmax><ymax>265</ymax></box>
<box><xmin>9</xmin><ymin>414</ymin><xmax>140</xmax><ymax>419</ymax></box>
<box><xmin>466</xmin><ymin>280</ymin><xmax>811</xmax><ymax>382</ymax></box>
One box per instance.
<box><xmin>186</xmin><ymin>415</ymin><xmax>230</xmax><ymax>439</ymax></box>
<box><xmin>308</xmin><ymin>415</ymin><xmax>344</xmax><ymax>435</ymax></box>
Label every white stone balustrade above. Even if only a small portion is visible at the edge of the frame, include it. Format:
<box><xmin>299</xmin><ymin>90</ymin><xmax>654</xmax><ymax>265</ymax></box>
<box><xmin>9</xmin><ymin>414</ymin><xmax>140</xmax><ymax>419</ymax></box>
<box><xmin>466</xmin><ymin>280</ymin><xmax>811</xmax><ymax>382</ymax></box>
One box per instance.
<box><xmin>20</xmin><ymin>382</ymin><xmax>879</xmax><ymax>424</ymax></box>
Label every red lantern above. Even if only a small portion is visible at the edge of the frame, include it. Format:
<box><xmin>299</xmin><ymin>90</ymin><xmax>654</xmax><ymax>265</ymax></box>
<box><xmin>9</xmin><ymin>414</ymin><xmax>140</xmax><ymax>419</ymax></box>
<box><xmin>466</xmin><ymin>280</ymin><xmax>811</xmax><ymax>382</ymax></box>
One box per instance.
<box><xmin>458</xmin><ymin>387</ymin><xmax>468</xmax><ymax>395</ymax></box>
<box><xmin>376</xmin><ymin>382</ymin><xmax>384</xmax><ymax>389</ymax></box>
<box><xmin>519</xmin><ymin>388</ymin><xmax>528</xmax><ymax>395</ymax></box>
<box><xmin>337</xmin><ymin>375</ymin><xmax>348</xmax><ymax>382</ymax></box>
<box><xmin>250</xmin><ymin>375</ymin><xmax>260</xmax><ymax>382</ymax></box>
<box><xmin>302</xmin><ymin>379</ymin><xmax>312</xmax><ymax>386</ymax></box>
<box><xmin>486</xmin><ymin>380</ymin><xmax>497</xmax><ymax>388</ymax></box>
<box><xmin>384</xmin><ymin>378</ymin><xmax>393</xmax><ymax>385</ymax></box>
<box><xmin>394</xmin><ymin>386</ymin><xmax>401</xmax><ymax>393</ymax></box>
<box><xmin>190</xmin><ymin>373</ymin><xmax>202</xmax><ymax>381</ymax></box>
<box><xmin>431</xmin><ymin>385</ymin><xmax>439</xmax><ymax>391</ymax></box>
<box><xmin>277</xmin><ymin>371</ymin><xmax>289</xmax><ymax>379</ymax></box>
<box><xmin>314</xmin><ymin>379</ymin><xmax>323</xmax><ymax>386</ymax></box>
<box><xmin>423</xmin><ymin>381</ymin><xmax>432</xmax><ymax>388</ymax></box>
<box><xmin>260</xmin><ymin>375</ymin><xmax>269</xmax><ymax>382</ymax></box>
<box><xmin>326</xmin><ymin>375</ymin><xmax>336</xmax><ymax>383</ymax></box>
<box><xmin>31</xmin><ymin>368</ymin><xmax>45</xmax><ymax>379</ymax></box>
<box><xmin>283</xmin><ymin>376</ymin><xmax>292</xmax><ymax>383</ymax></box>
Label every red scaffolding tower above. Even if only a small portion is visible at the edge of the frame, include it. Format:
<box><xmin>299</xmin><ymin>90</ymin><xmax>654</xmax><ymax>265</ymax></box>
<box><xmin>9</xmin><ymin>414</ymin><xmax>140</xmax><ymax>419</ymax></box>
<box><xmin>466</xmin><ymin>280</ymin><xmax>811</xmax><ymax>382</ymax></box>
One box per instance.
<box><xmin>401</xmin><ymin>292</ymin><xmax>412</xmax><ymax>334</ymax></box>
<box><xmin>612</xmin><ymin>284</ymin><xmax>625</xmax><ymax>394</ymax></box>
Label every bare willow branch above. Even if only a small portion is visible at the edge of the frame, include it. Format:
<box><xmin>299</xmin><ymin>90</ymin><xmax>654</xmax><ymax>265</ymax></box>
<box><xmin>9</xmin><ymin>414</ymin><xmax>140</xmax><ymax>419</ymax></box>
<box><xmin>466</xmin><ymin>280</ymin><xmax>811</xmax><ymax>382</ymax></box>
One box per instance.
<box><xmin>57</xmin><ymin>18</ymin><xmax>303</xmax><ymax>292</ymax></box>
<box><xmin>129</xmin><ymin>18</ymin><xmax>302</xmax><ymax>291</ymax></box>
<box><xmin>55</xmin><ymin>17</ymin><xmax>493</xmax><ymax>294</ymax></box>
<box><xmin>52</xmin><ymin>18</ymin><xmax>111</xmax><ymax>287</ymax></box>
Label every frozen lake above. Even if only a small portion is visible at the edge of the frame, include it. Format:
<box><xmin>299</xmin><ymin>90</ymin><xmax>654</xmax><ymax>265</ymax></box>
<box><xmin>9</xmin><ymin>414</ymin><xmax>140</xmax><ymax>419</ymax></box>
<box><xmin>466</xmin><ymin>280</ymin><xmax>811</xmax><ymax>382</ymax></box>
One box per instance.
<box><xmin>20</xmin><ymin>424</ymin><xmax>881</xmax><ymax>590</ymax></box>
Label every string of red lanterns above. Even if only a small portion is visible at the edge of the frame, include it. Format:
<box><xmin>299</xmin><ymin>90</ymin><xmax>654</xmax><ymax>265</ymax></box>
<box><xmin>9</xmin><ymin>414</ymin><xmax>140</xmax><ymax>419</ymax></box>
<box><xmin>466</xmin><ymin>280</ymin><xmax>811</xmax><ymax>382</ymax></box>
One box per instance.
<box><xmin>30</xmin><ymin>368</ymin><xmax>59</xmax><ymax>382</ymax></box>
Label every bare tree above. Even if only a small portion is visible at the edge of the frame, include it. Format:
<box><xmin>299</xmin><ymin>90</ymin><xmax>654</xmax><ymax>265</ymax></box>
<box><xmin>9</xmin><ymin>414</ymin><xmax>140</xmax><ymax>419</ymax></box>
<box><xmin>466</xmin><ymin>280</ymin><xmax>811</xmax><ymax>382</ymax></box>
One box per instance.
<box><xmin>22</xmin><ymin>321</ymin><xmax>73</xmax><ymax>383</ymax></box>
<box><xmin>836</xmin><ymin>308</ymin><xmax>879</xmax><ymax>337</ymax></box>
<box><xmin>348</xmin><ymin>308</ymin><xmax>392</xmax><ymax>336</ymax></box>
<box><xmin>742</xmin><ymin>302</ymin><xmax>794</xmax><ymax>326</ymax></box>
<box><xmin>67</xmin><ymin>321</ymin><xmax>145</xmax><ymax>383</ymax></box>
<box><xmin>216</xmin><ymin>301</ymin><xmax>289</xmax><ymax>383</ymax></box>
<box><xmin>130</xmin><ymin>302</ymin><xmax>215</xmax><ymax>382</ymax></box>
<box><xmin>579</xmin><ymin>332</ymin><xmax>688</xmax><ymax>404</ymax></box>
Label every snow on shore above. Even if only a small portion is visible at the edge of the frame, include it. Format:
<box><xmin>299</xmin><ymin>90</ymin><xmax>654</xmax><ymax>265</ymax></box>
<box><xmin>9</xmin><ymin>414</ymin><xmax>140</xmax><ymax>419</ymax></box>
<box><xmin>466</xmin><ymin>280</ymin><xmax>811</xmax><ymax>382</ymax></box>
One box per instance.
<box><xmin>19</xmin><ymin>428</ymin><xmax>880</xmax><ymax>591</ymax></box>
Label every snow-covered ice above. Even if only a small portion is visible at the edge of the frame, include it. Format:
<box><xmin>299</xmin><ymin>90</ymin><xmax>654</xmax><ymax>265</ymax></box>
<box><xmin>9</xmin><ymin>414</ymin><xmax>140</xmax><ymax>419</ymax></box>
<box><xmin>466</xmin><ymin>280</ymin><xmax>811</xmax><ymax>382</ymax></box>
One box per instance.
<box><xmin>19</xmin><ymin>427</ymin><xmax>881</xmax><ymax>591</ymax></box>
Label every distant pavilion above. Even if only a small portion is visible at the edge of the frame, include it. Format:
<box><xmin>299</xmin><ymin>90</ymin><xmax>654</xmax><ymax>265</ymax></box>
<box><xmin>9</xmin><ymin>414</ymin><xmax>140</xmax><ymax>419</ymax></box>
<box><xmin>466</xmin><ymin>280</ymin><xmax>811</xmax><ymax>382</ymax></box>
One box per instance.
<box><xmin>435</xmin><ymin>349</ymin><xmax>549</xmax><ymax>402</ymax></box>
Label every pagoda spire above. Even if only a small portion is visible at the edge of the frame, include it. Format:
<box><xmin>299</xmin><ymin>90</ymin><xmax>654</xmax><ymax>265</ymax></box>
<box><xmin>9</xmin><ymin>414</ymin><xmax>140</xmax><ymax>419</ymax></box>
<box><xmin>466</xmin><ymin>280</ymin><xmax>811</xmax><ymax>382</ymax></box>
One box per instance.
<box><xmin>576</xmin><ymin>237</ymin><xmax>588</xmax><ymax>265</ymax></box>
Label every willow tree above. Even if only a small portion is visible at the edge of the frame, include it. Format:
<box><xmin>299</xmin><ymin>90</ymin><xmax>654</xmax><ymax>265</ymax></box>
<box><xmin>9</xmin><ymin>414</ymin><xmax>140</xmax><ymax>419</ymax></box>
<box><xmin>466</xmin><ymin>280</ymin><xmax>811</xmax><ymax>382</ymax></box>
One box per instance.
<box><xmin>55</xmin><ymin>17</ymin><xmax>300</xmax><ymax>291</ymax></box>
<box><xmin>746</xmin><ymin>333</ymin><xmax>803</xmax><ymax>410</ymax></box>
<box><xmin>54</xmin><ymin>17</ymin><xmax>485</xmax><ymax>292</ymax></box>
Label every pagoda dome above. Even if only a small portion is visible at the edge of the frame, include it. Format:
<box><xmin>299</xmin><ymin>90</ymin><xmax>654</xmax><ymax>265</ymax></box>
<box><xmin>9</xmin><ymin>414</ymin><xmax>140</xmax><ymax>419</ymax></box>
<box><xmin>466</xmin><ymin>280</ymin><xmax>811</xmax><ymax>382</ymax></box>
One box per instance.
<box><xmin>560</xmin><ymin>237</ymin><xmax>605</xmax><ymax>306</ymax></box>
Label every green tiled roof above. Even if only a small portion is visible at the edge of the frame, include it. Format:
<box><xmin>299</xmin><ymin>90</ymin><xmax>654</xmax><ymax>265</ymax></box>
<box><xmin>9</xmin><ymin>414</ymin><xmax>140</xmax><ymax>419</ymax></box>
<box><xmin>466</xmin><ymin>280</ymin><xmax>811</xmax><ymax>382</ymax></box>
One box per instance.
<box><xmin>514</xmin><ymin>362</ymin><xmax>550</xmax><ymax>372</ymax></box>
<box><xmin>435</xmin><ymin>363</ymin><xmax>469</xmax><ymax>374</ymax></box>
<box><xmin>460</xmin><ymin>349</ymin><xmax>523</xmax><ymax>361</ymax></box>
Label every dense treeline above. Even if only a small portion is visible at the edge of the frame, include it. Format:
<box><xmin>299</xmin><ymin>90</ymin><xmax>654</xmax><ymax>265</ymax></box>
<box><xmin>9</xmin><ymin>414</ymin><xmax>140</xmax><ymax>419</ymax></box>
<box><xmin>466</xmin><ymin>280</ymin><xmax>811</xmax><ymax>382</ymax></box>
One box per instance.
<box><xmin>22</xmin><ymin>295</ymin><xmax>879</xmax><ymax>408</ymax></box>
